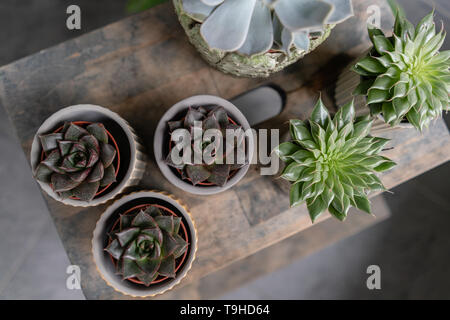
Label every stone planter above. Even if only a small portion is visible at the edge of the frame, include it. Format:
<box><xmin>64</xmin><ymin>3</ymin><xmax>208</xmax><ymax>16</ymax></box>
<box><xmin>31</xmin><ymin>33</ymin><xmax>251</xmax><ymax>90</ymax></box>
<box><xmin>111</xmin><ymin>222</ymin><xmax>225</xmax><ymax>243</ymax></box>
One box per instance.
<box><xmin>173</xmin><ymin>0</ymin><xmax>334</xmax><ymax>78</ymax></box>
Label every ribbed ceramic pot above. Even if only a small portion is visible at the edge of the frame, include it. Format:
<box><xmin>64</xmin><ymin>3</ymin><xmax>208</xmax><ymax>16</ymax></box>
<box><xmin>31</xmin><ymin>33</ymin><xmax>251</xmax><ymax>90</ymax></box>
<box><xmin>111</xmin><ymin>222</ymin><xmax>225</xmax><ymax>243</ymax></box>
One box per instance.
<box><xmin>154</xmin><ymin>95</ymin><xmax>254</xmax><ymax>195</ymax></box>
<box><xmin>30</xmin><ymin>104</ymin><xmax>146</xmax><ymax>207</ymax></box>
<box><xmin>335</xmin><ymin>57</ymin><xmax>413</xmax><ymax>134</ymax></box>
<box><xmin>92</xmin><ymin>190</ymin><xmax>197</xmax><ymax>297</ymax></box>
<box><xmin>173</xmin><ymin>0</ymin><xmax>334</xmax><ymax>78</ymax></box>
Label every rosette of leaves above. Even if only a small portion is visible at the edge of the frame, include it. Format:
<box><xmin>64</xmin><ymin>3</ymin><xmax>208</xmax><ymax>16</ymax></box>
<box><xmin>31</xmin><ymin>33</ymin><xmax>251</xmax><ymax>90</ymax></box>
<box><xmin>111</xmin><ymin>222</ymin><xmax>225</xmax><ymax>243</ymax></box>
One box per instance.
<box><xmin>353</xmin><ymin>11</ymin><xmax>450</xmax><ymax>130</ymax></box>
<box><xmin>165</xmin><ymin>106</ymin><xmax>245</xmax><ymax>186</ymax></box>
<box><xmin>34</xmin><ymin>122</ymin><xmax>117</xmax><ymax>202</ymax></box>
<box><xmin>105</xmin><ymin>206</ymin><xmax>188</xmax><ymax>286</ymax></box>
<box><xmin>274</xmin><ymin>99</ymin><xmax>396</xmax><ymax>222</ymax></box>
<box><xmin>180</xmin><ymin>0</ymin><xmax>353</xmax><ymax>55</ymax></box>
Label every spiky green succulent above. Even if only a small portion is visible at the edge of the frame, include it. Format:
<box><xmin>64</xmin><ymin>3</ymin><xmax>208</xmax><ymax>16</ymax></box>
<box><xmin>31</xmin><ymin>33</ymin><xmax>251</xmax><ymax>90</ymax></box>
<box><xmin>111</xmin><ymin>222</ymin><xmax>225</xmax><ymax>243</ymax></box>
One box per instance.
<box><xmin>353</xmin><ymin>11</ymin><xmax>450</xmax><ymax>130</ymax></box>
<box><xmin>180</xmin><ymin>0</ymin><xmax>353</xmax><ymax>56</ymax></box>
<box><xmin>105</xmin><ymin>206</ymin><xmax>188</xmax><ymax>286</ymax></box>
<box><xmin>274</xmin><ymin>99</ymin><xmax>396</xmax><ymax>222</ymax></box>
<box><xmin>165</xmin><ymin>106</ymin><xmax>245</xmax><ymax>186</ymax></box>
<box><xmin>34</xmin><ymin>122</ymin><xmax>117</xmax><ymax>202</ymax></box>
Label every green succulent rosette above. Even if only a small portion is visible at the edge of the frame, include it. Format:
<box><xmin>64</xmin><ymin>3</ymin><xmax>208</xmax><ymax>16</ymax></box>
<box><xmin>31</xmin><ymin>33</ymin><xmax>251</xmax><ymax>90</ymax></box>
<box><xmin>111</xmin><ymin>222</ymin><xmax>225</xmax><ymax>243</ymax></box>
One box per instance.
<box><xmin>274</xmin><ymin>99</ymin><xmax>396</xmax><ymax>222</ymax></box>
<box><xmin>165</xmin><ymin>106</ymin><xmax>246</xmax><ymax>187</ymax></box>
<box><xmin>34</xmin><ymin>122</ymin><xmax>117</xmax><ymax>202</ymax></box>
<box><xmin>353</xmin><ymin>11</ymin><xmax>450</xmax><ymax>130</ymax></box>
<box><xmin>105</xmin><ymin>206</ymin><xmax>189</xmax><ymax>286</ymax></box>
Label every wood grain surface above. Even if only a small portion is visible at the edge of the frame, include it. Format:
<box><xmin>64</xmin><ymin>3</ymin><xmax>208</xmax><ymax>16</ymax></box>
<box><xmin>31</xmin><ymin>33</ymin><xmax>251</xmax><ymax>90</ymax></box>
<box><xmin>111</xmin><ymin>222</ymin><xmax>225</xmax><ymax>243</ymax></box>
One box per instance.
<box><xmin>0</xmin><ymin>1</ymin><xmax>448</xmax><ymax>299</ymax></box>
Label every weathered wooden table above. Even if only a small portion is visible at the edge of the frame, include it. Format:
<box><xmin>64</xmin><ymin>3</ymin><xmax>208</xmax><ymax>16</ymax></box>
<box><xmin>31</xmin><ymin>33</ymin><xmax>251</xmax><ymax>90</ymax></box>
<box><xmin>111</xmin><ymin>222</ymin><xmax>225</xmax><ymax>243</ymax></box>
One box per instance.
<box><xmin>1</xmin><ymin>1</ymin><xmax>449</xmax><ymax>299</ymax></box>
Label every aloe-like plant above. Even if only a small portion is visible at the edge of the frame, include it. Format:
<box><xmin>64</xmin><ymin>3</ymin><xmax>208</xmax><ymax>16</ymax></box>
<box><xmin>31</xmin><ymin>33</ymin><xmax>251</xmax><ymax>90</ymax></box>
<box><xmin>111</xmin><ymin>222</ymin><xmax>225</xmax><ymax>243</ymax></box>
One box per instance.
<box><xmin>34</xmin><ymin>122</ymin><xmax>117</xmax><ymax>202</ymax></box>
<box><xmin>105</xmin><ymin>206</ymin><xmax>188</xmax><ymax>286</ymax></box>
<box><xmin>274</xmin><ymin>99</ymin><xmax>396</xmax><ymax>222</ymax></box>
<box><xmin>165</xmin><ymin>106</ymin><xmax>245</xmax><ymax>186</ymax></box>
<box><xmin>353</xmin><ymin>11</ymin><xmax>450</xmax><ymax>130</ymax></box>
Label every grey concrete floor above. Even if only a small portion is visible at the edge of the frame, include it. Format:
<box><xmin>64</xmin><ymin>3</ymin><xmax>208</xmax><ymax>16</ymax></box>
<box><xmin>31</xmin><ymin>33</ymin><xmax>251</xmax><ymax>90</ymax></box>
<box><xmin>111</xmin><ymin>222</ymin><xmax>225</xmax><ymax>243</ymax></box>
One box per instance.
<box><xmin>0</xmin><ymin>0</ymin><xmax>449</xmax><ymax>300</ymax></box>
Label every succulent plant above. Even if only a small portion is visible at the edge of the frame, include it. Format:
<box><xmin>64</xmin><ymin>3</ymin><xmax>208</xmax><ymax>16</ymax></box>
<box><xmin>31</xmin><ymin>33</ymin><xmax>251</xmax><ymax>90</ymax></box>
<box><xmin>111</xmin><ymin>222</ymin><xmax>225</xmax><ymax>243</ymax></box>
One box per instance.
<box><xmin>165</xmin><ymin>106</ymin><xmax>246</xmax><ymax>186</ymax></box>
<box><xmin>105</xmin><ymin>206</ymin><xmax>188</xmax><ymax>286</ymax></box>
<box><xmin>34</xmin><ymin>122</ymin><xmax>117</xmax><ymax>202</ymax></box>
<box><xmin>181</xmin><ymin>0</ymin><xmax>353</xmax><ymax>56</ymax></box>
<box><xmin>274</xmin><ymin>98</ymin><xmax>396</xmax><ymax>222</ymax></box>
<box><xmin>353</xmin><ymin>11</ymin><xmax>450</xmax><ymax>130</ymax></box>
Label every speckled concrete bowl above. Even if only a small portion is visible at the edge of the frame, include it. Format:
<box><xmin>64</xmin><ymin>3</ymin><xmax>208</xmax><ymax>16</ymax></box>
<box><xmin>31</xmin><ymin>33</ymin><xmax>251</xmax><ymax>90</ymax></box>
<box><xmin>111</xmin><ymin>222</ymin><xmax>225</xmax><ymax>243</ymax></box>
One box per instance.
<box><xmin>92</xmin><ymin>190</ymin><xmax>197</xmax><ymax>297</ymax></box>
<box><xmin>154</xmin><ymin>95</ymin><xmax>254</xmax><ymax>195</ymax></box>
<box><xmin>30</xmin><ymin>104</ymin><xmax>146</xmax><ymax>207</ymax></box>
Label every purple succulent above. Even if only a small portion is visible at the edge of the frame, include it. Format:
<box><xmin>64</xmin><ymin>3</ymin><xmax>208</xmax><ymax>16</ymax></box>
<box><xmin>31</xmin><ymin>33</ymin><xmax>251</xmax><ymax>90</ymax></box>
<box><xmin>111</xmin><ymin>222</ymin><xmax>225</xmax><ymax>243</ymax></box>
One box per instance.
<box><xmin>34</xmin><ymin>122</ymin><xmax>117</xmax><ymax>201</ymax></box>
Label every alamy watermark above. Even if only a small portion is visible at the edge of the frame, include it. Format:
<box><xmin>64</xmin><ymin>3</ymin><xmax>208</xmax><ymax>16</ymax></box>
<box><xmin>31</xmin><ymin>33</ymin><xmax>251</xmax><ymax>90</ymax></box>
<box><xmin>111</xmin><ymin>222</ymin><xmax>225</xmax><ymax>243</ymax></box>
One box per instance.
<box><xmin>66</xmin><ymin>265</ymin><xmax>81</xmax><ymax>290</ymax></box>
<box><xmin>366</xmin><ymin>265</ymin><xmax>381</xmax><ymax>290</ymax></box>
<box><xmin>168</xmin><ymin>124</ymin><xmax>280</xmax><ymax>176</ymax></box>
<box><xmin>66</xmin><ymin>5</ymin><xmax>81</xmax><ymax>30</ymax></box>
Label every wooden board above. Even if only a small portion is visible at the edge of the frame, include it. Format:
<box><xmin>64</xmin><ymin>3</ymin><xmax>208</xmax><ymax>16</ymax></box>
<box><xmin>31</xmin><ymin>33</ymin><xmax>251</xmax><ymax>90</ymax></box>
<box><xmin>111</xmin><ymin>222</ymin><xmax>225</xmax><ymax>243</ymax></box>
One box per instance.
<box><xmin>0</xmin><ymin>1</ymin><xmax>449</xmax><ymax>299</ymax></box>
<box><xmin>158</xmin><ymin>195</ymin><xmax>392</xmax><ymax>300</ymax></box>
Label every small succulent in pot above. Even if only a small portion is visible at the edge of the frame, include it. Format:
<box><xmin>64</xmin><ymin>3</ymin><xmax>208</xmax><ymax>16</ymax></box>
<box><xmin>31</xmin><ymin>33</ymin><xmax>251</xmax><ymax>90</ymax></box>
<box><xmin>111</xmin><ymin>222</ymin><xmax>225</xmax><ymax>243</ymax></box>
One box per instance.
<box><xmin>105</xmin><ymin>205</ymin><xmax>188</xmax><ymax>286</ymax></box>
<box><xmin>274</xmin><ymin>98</ymin><xmax>396</xmax><ymax>222</ymax></box>
<box><xmin>155</xmin><ymin>95</ymin><xmax>254</xmax><ymax>195</ymax></box>
<box><xmin>174</xmin><ymin>0</ymin><xmax>354</xmax><ymax>77</ymax></box>
<box><xmin>353</xmin><ymin>11</ymin><xmax>449</xmax><ymax>130</ymax></box>
<box><xmin>165</xmin><ymin>105</ymin><xmax>246</xmax><ymax>187</ymax></box>
<box><xmin>92</xmin><ymin>191</ymin><xmax>197</xmax><ymax>297</ymax></box>
<box><xmin>31</xmin><ymin>104</ymin><xmax>146</xmax><ymax>207</ymax></box>
<box><xmin>34</xmin><ymin>122</ymin><xmax>118</xmax><ymax>202</ymax></box>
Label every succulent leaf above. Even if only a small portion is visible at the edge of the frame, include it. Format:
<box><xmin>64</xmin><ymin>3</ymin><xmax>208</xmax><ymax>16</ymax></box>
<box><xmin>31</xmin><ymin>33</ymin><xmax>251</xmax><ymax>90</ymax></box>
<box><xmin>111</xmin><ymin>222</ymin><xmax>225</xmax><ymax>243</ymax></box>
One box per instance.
<box><xmin>34</xmin><ymin>164</ymin><xmax>53</xmax><ymax>183</ymax></box>
<box><xmin>40</xmin><ymin>133</ymin><xmax>64</xmax><ymax>154</ymax></box>
<box><xmin>34</xmin><ymin>122</ymin><xmax>117</xmax><ymax>201</ymax></box>
<box><xmin>87</xmin><ymin>123</ymin><xmax>108</xmax><ymax>144</ymax></box>
<box><xmin>51</xmin><ymin>173</ymin><xmax>81</xmax><ymax>192</ymax></box>
<box><xmin>354</xmin><ymin>11</ymin><xmax>449</xmax><ymax>130</ymax></box>
<box><xmin>132</xmin><ymin>211</ymin><xmax>157</xmax><ymax>229</ymax></box>
<box><xmin>105</xmin><ymin>239</ymin><xmax>123</xmax><ymax>260</ymax></box>
<box><xmin>122</xmin><ymin>258</ymin><xmax>142</xmax><ymax>279</ymax></box>
<box><xmin>100</xmin><ymin>164</ymin><xmax>116</xmax><ymax>187</ymax></box>
<box><xmin>158</xmin><ymin>254</ymin><xmax>176</xmax><ymax>278</ymax></box>
<box><xmin>64</xmin><ymin>123</ymin><xmax>88</xmax><ymax>141</ymax></box>
<box><xmin>276</xmin><ymin>98</ymin><xmax>396</xmax><ymax>222</ymax></box>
